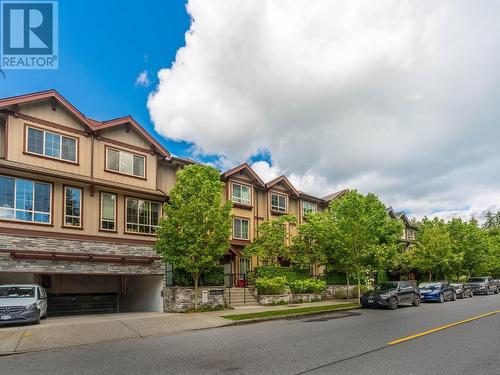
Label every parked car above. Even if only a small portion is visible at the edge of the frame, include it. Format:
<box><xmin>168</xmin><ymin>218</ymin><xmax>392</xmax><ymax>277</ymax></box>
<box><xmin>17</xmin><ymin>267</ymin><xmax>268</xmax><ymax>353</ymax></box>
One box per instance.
<box><xmin>361</xmin><ymin>281</ymin><xmax>420</xmax><ymax>310</ymax></box>
<box><xmin>464</xmin><ymin>276</ymin><xmax>498</xmax><ymax>295</ymax></box>
<box><xmin>450</xmin><ymin>282</ymin><xmax>473</xmax><ymax>299</ymax></box>
<box><xmin>418</xmin><ymin>282</ymin><xmax>456</xmax><ymax>303</ymax></box>
<box><xmin>0</xmin><ymin>285</ymin><xmax>48</xmax><ymax>326</ymax></box>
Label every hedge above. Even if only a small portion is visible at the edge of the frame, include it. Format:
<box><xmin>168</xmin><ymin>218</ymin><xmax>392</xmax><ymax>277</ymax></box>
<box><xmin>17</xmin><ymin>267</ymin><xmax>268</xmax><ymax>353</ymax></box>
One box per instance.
<box><xmin>289</xmin><ymin>279</ymin><xmax>326</xmax><ymax>294</ymax></box>
<box><xmin>255</xmin><ymin>276</ymin><xmax>288</xmax><ymax>295</ymax></box>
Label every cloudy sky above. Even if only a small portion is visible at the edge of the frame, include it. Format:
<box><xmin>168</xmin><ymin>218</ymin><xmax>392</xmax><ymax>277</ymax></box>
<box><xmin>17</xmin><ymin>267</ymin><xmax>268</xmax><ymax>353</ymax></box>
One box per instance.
<box><xmin>147</xmin><ymin>0</ymin><xmax>500</xmax><ymax>221</ymax></box>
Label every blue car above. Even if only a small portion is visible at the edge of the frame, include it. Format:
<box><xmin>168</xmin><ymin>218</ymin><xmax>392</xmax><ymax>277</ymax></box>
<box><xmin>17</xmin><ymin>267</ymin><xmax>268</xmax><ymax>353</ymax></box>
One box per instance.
<box><xmin>418</xmin><ymin>282</ymin><xmax>456</xmax><ymax>303</ymax></box>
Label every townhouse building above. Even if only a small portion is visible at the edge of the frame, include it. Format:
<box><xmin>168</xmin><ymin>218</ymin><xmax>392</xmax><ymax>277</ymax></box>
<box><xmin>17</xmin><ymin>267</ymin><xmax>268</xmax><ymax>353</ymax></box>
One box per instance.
<box><xmin>0</xmin><ymin>90</ymin><xmax>189</xmax><ymax>315</ymax></box>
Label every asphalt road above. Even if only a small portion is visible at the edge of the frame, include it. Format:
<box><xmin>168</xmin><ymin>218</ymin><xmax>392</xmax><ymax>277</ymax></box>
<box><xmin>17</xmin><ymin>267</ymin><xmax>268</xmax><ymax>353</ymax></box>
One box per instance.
<box><xmin>0</xmin><ymin>294</ymin><xmax>499</xmax><ymax>375</ymax></box>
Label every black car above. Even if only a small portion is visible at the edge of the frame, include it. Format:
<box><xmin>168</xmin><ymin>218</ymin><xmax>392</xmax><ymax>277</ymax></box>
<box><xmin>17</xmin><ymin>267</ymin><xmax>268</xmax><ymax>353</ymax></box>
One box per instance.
<box><xmin>361</xmin><ymin>281</ymin><xmax>420</xmax><ymax>310</ymax></box>
<box><xmin>450</xmin><ymin>282</ymin><xmax>473</xmax><ymax>299</ymax></box>
<box><xmin>418</xmin><ymin>282</ymin><xmax>456</xmax><ymax>302</ymax></box>
<box><xmin>464</xmin><ymin>276</ymin><xmax>498</xmax><ymax>295</ymax></box>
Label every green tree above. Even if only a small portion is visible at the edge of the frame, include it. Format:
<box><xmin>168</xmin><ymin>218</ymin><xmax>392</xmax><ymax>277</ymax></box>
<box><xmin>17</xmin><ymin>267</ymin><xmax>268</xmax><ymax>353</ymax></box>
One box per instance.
<box><xmin>155</xmin><ymin>165</ymin><xmax>232</xmax><ymax>309</ymax></box>
<box><xmin>327</xmin><ymin>191</ymin><xmax>403</xmax><ymax>304</ymax></box>
<box><xmin>244</xmin><ymin>215</ymin><xmax>296</xmax><ymax>264</ymax></box>
<box><xmin>412</xmin><ymin>218</ymin><xmax>459</xmax><ymax>281</ymax></box>
<box><xmin>289</xmin><ymin>212</ymin><xmax>328</xmax><ymax>269</ymax></box>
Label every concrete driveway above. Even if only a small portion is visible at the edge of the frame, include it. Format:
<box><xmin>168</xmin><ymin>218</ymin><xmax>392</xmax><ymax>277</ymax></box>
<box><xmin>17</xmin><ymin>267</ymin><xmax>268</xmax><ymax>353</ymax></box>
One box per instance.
<box><xmin>0</xmin><ymin>312</ymin><xmax>230</xmax><ymax>355</ymax></box>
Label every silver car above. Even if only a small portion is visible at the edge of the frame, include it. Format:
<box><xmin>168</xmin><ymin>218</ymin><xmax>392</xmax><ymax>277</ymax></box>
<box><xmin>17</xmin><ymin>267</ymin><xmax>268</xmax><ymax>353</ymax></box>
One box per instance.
<box><xmin>0</xmin><ymin>284</ymin><xmax>48</xmax><ymax>325</ymax></box>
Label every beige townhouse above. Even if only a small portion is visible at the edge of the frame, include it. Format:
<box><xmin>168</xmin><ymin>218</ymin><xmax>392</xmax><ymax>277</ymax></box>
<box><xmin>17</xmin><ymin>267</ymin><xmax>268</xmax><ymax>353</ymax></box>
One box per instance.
<box><xmin>0</xmin><ymin>90</ymin><xmax>189</xmax><ymax>315</ymax></box>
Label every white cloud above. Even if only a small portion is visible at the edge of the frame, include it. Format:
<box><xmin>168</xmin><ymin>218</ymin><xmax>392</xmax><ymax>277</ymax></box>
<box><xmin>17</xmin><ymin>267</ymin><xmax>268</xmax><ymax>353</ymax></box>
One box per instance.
<box><xmin>148</xmin><ymin>0</ymin><xmax>500</xmax><ymax>221</ymax></box>
<box><xmin>135</xmin><ymin>70</ymin><xmax>151</xmax><ymax>87</ymax></box>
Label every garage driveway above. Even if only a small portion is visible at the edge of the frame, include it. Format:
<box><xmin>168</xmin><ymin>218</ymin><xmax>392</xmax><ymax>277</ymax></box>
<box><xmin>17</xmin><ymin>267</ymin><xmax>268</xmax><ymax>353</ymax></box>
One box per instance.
<box><xmin>0</xmin><ymin>312</ymin><xmax>230</xmax><ymax>355</ymax></box>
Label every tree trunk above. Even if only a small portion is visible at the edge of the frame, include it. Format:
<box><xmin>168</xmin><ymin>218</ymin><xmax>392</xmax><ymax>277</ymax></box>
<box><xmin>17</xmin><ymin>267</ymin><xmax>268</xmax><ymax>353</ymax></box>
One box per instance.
<box><xmin>357</xmin><ymin>276</ymin><xmax>361</xmax><ymax>305</ymax></box>
<box><xmin>193</xmin><ymin>272</ymin><xmax>200</xmax><ymax>310</ymax></box>
<box><xmin>428</xmin><ymin>271</ymin><xmax>432</xmax><ymax>282</ymax></box>
<box><xmin>346</xmin><ymin>270</ymin><xmax>350</xmax><ymax>300</ymax></box>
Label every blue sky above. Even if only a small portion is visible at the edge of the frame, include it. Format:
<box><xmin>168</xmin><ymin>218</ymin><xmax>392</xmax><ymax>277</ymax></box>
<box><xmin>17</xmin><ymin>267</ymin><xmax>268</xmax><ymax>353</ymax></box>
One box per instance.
<box><xmin>0</xmin><ymin>0</ymin><xmax>192</xmax><ymax>157</ymax></box>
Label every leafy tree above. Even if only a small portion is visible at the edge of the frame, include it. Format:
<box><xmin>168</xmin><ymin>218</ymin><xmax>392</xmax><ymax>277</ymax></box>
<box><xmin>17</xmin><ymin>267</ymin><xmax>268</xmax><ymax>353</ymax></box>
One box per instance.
<box><xmin>326</xmin><ymin>191</ymin><xmax>403</xmax><ymax>304</ymax></box>
<box><xmin>412</xmin><ymin>218</ymin><xmax>460</xmax><ymax>281</ymax></box>
<box><xmin>155</xmin><ymin>165</ymin><xmax>232</xmax><ymax>309</ymax></box>
<box><xmin>289</xmin><ymin>212</ymin><xmax>329</xmax><ymax>269</ymax></box>
<box><xmin>244</xmin><ymin>215</ymin><xmax>296</xmax><ymax>264</ymax></box>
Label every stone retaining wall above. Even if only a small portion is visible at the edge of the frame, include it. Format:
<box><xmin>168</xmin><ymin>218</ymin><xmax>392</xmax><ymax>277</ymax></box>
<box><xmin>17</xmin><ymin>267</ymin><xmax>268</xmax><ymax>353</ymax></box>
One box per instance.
<box><xmin>258</xmin><ymin>293</ymin><xmax>290</xmax><ymax>305</ymax></box>
<box><xmin>291</xmin><ymin>293</ymin><xmax>322</xmax><ymax>303</ymax></box>
<box><xmin>163</xmin><ymin>286</ymin><xmax>226</xmax><ymax>312</ymax></box>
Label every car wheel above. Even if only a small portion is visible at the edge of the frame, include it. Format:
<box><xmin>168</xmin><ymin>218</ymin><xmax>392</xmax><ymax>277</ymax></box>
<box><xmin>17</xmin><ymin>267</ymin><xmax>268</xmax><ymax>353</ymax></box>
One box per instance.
<box><xmin>388</xmin><ymin>297</ymin><xmax>398</xmax><ymax>310</ymax></box>
<box><xmin>451</xmin><ymin>292</ymin><xmax>457</xmax><ymax>301</ymax></box>
<box><xmin>469</xmin><ymin>290</ymin><xmax>473</xmax><ymax>297</ymax></box>
<box><xmin>33</xmin><ymin>310</ymin><xmax>40</xmax><ymax>325</ymax></box>
<box><xmin>495</xmin><ymin>287</ymin><xmax>499</xmax><ymax>295</ymax></box>
<box><xmin>439</xmin><ymin>293</ymin><xmax>445</xmax><ymax>303</ymax></box>
<box><xmin>412</xmin><ymin>294</ymin><xmax>421</xmax><ymax>306</ymax></box>
<box><xmin>41</xmin><ymin>312</ymin><xmax>47</xmax><ymax>320</ymax></box>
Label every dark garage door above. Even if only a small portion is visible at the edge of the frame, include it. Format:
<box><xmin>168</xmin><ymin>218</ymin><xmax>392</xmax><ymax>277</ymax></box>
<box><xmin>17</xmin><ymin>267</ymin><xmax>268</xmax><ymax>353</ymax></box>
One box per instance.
<box><xmin>48</xmin><ymin>293</ymin><xmax>118</xmax><ymax>316</ymax></box>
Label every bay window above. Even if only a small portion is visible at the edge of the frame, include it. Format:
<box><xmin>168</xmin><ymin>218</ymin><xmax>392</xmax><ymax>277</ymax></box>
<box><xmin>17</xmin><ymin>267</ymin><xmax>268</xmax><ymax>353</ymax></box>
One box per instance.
<box><xmin>0</xmin><ymin>175</ymin><xmax>51</xmax><ymax>224</ymax></box>
<box><xmin>26</xmin><ymin>126</ymin><xmax>77</xmax><ymax>162</ymax></box>
<box><xmin>125</xmin><ymin>197</ymin><xmax>161</xmax><ymax>234</ymax></box>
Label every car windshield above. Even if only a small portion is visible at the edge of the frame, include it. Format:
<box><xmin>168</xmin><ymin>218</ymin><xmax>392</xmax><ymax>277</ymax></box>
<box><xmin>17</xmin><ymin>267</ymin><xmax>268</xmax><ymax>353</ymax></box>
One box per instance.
<box><xmin>374</xmin><ymin>283</ymin><xmax>398</xmax><ymax>292</ymax></box>
<box><xmin>0</xmin><ymin>287</ymin><xmax>35</xmax><ymax>298</ymax></box>
<box><xmin>468</xmin><ymin>278</ymin><xmax>486</xmax><ymax>282</ymax></box>
<box><xmin>419</xmin><ymin>283</ymin><xmax>441</xmax><ymax>289</ymax></box>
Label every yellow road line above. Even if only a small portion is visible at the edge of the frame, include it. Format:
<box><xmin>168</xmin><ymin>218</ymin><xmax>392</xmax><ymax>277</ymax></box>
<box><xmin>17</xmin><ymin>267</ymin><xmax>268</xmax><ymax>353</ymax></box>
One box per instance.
<box><xmin>388</xmin><ymin>309</ymin><xmax>500</xmax><ymax>346</ymax></box>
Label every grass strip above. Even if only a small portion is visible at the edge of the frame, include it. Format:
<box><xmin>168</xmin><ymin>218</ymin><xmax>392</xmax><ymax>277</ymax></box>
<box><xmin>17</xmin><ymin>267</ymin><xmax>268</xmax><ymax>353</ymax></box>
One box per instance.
<box><xmin>223</xmin><ymin>303</ymin><xmax>359</xmax><ymax>321</ymax></box>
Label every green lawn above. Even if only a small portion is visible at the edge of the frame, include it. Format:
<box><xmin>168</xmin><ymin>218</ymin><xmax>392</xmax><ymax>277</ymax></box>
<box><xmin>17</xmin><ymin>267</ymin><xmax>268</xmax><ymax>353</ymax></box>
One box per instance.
<box><xmin>223</xmin><ymin>303</ymin><xmax>359</xmax><ymax>321</ymax></box>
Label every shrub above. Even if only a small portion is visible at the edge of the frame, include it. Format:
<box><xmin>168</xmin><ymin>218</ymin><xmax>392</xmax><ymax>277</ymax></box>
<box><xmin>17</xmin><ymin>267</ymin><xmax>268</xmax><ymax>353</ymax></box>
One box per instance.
<box><xmin>254</xmin><ymin>266</ymin><xmax>309</xmax><ymax>283</ymax></box>
<box><xmin>172</xmin><ymin>265</ymin><xmax>224</xmax><ymax>286</ymax></box>
<box><xmin>351</xmin><ymin>285</ymin><xmax>371</xmax><ymax>298</ymax></box>
<box><xmin>255</xmin><ymin>276</ymin><xmax>288</xmax><ymax>295</ymax></box>
<box><xmin>289</xmin><ymin>279</ymin><xmax>326</xmax><ymax>294</ymax></box>
<box><xmin>334</xmin><ymin>288</ymin><xmax>347</xmax><ymax>299</ymax></box>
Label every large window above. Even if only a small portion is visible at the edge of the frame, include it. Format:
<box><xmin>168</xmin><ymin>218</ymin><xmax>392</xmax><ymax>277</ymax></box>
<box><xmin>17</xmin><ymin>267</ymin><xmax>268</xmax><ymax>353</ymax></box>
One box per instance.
<box><xmin>233</xmin><ymin>217</ymin><xmax>249</xmax><ymax>240</ymax></box>
<box><xmin>106</xmin><ymin>147</ymin><xmax>145</xmax><ymax>178</ymax></box>
<box><xmin>26</xmin><ymin>126</ymin><xmax>77</xmax><ymax>162</ymax></box>
<box><xmin>270</xmin><ymin>192</ymin><xmax>287</xmax><ymax>213</ymax></box>
<box><xmin>100</xmin><ymin>192</ymin><xmax>116</xmax><ymax>231</ymax></box>
<box><xmin>63</xmin><ymin>186</ymin><xmax>82</xmax><ymax>227</ymax></box>
<box><xmin>0</xmin><ymin>175</ymin><xmax>51</xmax><ymax>224</ymax></box>
<box><xmin>125</xmin><ymin>198</ymin><xmax>161</xmax><ymax>234</ymax></box>
<box><xmin>302</xmin><ymin>201</ymin><xmax>317</xmax><ymax>216</ymax></box>
<box><xmin>231</xmin><ymin>183</ymin><xmax>251</xmax><ymax>205</ymax></box>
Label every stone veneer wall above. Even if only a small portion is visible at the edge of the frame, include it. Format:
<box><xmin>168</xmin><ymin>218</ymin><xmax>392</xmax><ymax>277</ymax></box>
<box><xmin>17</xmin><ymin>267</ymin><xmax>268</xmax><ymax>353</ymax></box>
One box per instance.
<box><xmin>0</xmin><ymin>234</ymin><xmax>164</xmax><ymax>275</ymax></box>
<box><xmin>258</xmin><ymin>294</ymin><xmax>290</xmax><ymax>305</ymax></box>
<box><xmin>291</xmin><ymin>293</ymin><xmax>322</xmax><ymax>303</ymax></box>
<box><xmin>163</xmin><ymin>286</ymin><xmax>226</xmax><ymax>312</ymax></box>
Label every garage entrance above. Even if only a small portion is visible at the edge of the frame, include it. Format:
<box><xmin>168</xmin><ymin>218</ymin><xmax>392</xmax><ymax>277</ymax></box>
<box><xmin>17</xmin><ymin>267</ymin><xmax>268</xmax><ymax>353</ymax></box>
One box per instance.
<box><xmin>0</xmin><ymin>272</ymin><xmax>164</xmax><ymax>316</ymax></box>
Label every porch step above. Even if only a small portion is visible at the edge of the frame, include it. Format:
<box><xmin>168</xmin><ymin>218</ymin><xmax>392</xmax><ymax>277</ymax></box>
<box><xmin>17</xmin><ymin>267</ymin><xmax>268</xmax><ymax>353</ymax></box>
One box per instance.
<box><xmin>226</xmin><ymin>288</ymin><xmax>259</xmax><ymax>306</ymax></box>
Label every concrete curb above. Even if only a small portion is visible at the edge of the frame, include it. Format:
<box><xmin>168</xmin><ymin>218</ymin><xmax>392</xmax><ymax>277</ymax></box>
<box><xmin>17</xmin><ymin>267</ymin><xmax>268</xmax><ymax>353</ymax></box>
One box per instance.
<box><xmin>224</xmin><ymin>305</ymin><xmax>360</xmax><ymax>326</ymax></box>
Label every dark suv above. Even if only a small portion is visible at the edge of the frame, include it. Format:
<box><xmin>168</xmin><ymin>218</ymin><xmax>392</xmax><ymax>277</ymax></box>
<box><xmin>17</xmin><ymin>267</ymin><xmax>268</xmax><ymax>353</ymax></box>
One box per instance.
<box><xmin>464</xmin><ymin>277</ymin><xmax>498</xmax><ymax>295</ymax></box>
<box><xmin>361</xmin><ymin>281</ymin><xmax>420</xmax><ymax>310</ymax></box>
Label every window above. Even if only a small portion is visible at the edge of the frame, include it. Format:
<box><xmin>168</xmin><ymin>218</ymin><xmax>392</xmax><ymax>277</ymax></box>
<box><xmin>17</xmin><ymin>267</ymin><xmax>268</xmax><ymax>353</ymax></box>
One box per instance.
<box><xmin>232</xmin><ymin>183</ymin><xmax>251</xmax><ymax>205</ymax></box>
<box><xmin>64</xmin><ymin>186</ymin><xmax>82</xmax><ymax>227</ymax></box>
<box><xmin>100</xmin><ymin>192</ymin><xmax>116</xmax><ymax>231</ymax></box>
<box><xmin>233</xmin><ymin>217</ymin><xmax>249</xmax><ymax>240</ymax></box>
<box><xmin>302</xmin><ymin>201</ymin><xmax>317</xmax><ymax>216</ymax></box>
<box><xmin>125</xmin><ymin>198</ymin><xmax>161</xmax><ymax>234</ymax></box>
<box><xmin>106</xmin><ymin>147</ymin><xmax>145</xmax><ymax>178</ymax></box>
<box><xmin>406</xmin><ymin>228</ymin><xmax>415</xmax><ymax>240</ymax></box>
<box><xmin>26</xmin><ymin>126</ymin><xmax>77</xmax><ymax>162</ymax></box>
<box><xmin>0</xmin><ymin>175</ymin><xmax>51</xmax><ymax>223</ymax></box>
<box><xmin>270</xmin><ymin>192</ymin><xmax>287</xmax><ymax>213</ymax></box>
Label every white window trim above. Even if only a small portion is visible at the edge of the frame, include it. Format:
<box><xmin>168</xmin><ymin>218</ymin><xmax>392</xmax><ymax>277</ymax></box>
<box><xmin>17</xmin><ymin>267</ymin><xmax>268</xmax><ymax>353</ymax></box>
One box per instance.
<box><xmin>270</xmin><ymin>191</ymin><xmax>287</xmax><ymax>213</ymax></box>
<box><xmin>63</xmin><ymin>186</ymin><xmax>82</xmax><ymax>228</ymax></box>
<box><xmin>105</xmin><ymin>147</ymin><xmax>146</xmax><ymax>178</ymax></box>
<box><xmin>233</xmin><ymin>217</ymin><xmax>250</xmax><ymax>240</ymax></box>
<box><xmin>100</xmin><ymin>192</ymin><xmax>117</xmax><ymax>232</ymax></box>
<box><xmin>125</xmin><ymin>197</ymin><xmax>161</xmax><ymax>234</ymax></box>
<box><xmin>231</xmin><ymin>182</ymin><xmax>252</xmax><ymax>205</ymax></box>
<box><xmin>302</xmin><ymin>200</ymin><xmax>317</xmax><ymax>216</ymax></box>
<box><xmin>0</xmin><ymin>175</ymin><xmax>52</xmax><ymax>224</ymax></box>
<box><xmin>25</xmin><ymin>126</ymin><xmax>78</xmax><ymax>163</ymax></box>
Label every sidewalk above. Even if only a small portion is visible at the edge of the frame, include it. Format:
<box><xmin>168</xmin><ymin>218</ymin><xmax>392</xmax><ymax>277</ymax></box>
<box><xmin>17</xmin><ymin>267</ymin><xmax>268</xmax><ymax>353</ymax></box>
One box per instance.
<box><xmin>0</xmin><ymin>300</ymin><xmax>354</xmax><ymax>356</ymax></box>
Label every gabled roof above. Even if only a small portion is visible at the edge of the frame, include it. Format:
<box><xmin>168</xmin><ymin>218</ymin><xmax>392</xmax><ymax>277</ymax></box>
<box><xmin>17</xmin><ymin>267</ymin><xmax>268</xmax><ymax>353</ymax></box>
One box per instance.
<box><xmin>386</xmin><ymin>206</ymin><xmax>416</xmax><ymax>228</ymax></box>
<box><xmin>322</xmin><ymin>189</ymin><xmax>349</xmax><ymax>202</ymax></box>
<box><xmin>298</xmin><ymin>191</ymin><xmax>325</xmax><ymax>203</ymax></box>
<box><xmin>222</xmin><ymin>163</ymin><xmax>265</xmax><ymax>188</ymax></box>
<box><xmin>265</xmin><ymin>175</ymin><xmax>300</xmax><ymax>197</ymax></box>
<box><xmin>0</xmin><ymin>89</ymin><xmax>171</xmax><ymax>158</ymax></box>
